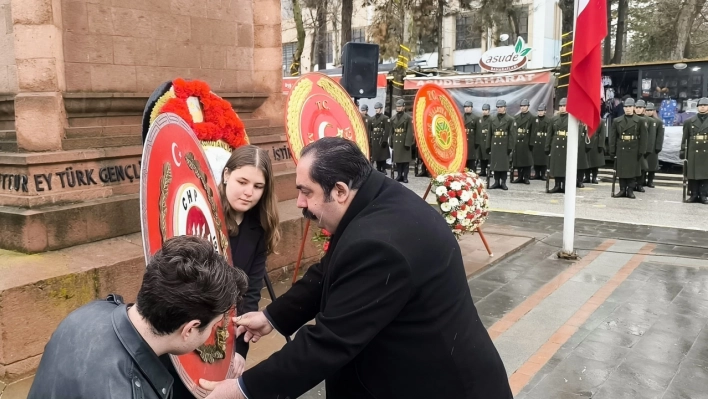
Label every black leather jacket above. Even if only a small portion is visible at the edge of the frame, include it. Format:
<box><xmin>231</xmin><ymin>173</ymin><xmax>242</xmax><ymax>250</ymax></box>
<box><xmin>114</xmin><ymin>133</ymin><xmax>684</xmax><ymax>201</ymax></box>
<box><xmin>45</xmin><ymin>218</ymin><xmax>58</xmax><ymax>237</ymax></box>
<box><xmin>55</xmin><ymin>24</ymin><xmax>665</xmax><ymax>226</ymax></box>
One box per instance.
<box><xmin>28</xmin><ymin>294</ymin><xmax>174</xmax><ymax>399</ymax></box>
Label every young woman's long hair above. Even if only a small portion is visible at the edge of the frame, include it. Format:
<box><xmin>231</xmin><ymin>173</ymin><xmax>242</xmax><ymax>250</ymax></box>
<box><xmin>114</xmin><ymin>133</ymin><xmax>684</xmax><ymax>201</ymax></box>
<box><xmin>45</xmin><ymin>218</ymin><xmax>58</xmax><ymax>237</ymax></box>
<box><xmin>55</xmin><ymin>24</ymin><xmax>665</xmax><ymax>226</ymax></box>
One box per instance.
<box><xmin>218</xmin><ymin>145</ymin><xmax>281</xmax><ymax>254</ymax></box>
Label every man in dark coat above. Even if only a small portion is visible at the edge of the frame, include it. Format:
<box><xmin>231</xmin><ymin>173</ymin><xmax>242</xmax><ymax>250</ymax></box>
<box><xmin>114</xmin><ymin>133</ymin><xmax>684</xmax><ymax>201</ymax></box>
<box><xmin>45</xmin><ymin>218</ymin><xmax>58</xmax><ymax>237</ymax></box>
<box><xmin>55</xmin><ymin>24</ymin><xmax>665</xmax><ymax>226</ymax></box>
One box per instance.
<box><xmin>532</xmin><ymin>104</ymin><xmax>550</xmax><ymax>180</ymax></box>
<box><xmin>633</xmin><ymin>99</ymin><xmax>650</xmax><ymax>193</ymax></box>
<box><xmin>464</xmin><ymin>101</ymin><xmax>478</xmax><ymax>172</ymax></box>
<box><xmin>486</xmin><ymin>100</ymin><xmax>517</xmax><ymax>190</ymax></box>
<box><xmin>644</xmin><ymin>102</ymin><xmax>664</xmax><ymax>188</ymax></box>
<box><xmin>681</xmin><ymin>97</ymin><xmax>708</xmax><ymax>204</ymax></box>
<box><xmin>28</xmin><ymin>236</ymin><xmax>247</xmax><ymax>399</ymax></box>
<box><xmin>390</xmin><ymin>99</ymin><xmax>415</xmax><ymax>183</ymax></box>
<box><xmin>576</xmin><ymin>122</ymin><xmax>591</xmax><ymax>188</ymax></box>
<box><xmin>513</xmin><ymin>98</ymin><xmax>535</xmax><ymax>184</ymax></box>
<box><xmin>610</xmin><ymin>98</ymin><xmax>648</xmax><ymax>199</ymax></box>
<box><xmin>367</xmin><ymin>102</ymin><xmax>391</xmax><ymax>174</ymax></box>
<box><xmin>476</xmin><ymin>103</ymin><xmax>492</xmax><ymax>176</ymax></box>
<box><xmin>585</xmin><ymin>118</ymin><xmax>607</xmax><ymax>184</ymax></box>
<box><xmin>202</xmin><ymin>137</ymin><xmax>513</xmax><ymax>399</ymax></box>
<box><xmin>545</xmin><ymin>98</ymin><xmax>570</xmax><ymax>193</ymax></box>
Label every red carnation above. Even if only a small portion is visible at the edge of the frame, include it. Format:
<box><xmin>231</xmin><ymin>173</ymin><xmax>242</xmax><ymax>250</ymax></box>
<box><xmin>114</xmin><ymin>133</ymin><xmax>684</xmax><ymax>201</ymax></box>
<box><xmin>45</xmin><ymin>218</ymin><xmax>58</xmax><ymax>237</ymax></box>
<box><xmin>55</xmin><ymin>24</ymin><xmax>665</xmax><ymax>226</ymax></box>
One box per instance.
<box><xmin>473</xmin><ymin>192</ymin><xmax>478</xmax><ymax>199</ymax></box>
<box><xmin>440</xmin><ymin>195</ymin><xmax>449</xmax><ymax>203</ymax></box>
<box><xmin>475</xmin><ymin>209</ymin><xmax>481</xmax><ymax>215</ymax></box>
<box><xmin>448</xmin><ymin>190</ymin><xmax>456</xmax><ymax>198</ymax></box>
<box><xmin>323</xmin><ymin>241</ymin><xmax>330</xmax><ymax>252</ymax></box>
<box><xmin>467</xmin><ymin>200</ymin><xmax>473</xmax><ymax>206</ymax></box>
<box><xmin>322</xmin><ymin>229</ymin><xmax>331</xmax><ymax>237</ymax></box>
<box><xmin>450</xmin><ymin>211</ymin><xmax>457</xmax><ymax>218</ymax></box>
<box><xmin>460</xmin><ymin>204</ymin><xmax>466</xmax><ymax>211</ymax></box>
<box><xmin>455</xmin><ymin>224</ymin><xmax>464</xmax><ymax>230</ymax></box>
<box><xmin>466</xmin><ymin>213</ymin><xmax>474</xmax><ymax>219</ymax></box>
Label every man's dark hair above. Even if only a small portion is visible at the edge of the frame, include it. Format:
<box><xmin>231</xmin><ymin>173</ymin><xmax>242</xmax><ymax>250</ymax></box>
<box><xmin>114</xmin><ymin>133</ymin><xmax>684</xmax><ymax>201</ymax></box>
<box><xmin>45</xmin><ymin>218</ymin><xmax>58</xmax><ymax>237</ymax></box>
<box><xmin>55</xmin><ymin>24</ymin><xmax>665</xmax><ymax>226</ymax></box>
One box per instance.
<box><xmin>301</xmin><ymin>137</ymin><xmax>373</xmax><ymax>201</ymax></box>
<box><xmin>136</xmin><ymin>235</ymin><xmax>247</xmax><ymax>336</ymax></box>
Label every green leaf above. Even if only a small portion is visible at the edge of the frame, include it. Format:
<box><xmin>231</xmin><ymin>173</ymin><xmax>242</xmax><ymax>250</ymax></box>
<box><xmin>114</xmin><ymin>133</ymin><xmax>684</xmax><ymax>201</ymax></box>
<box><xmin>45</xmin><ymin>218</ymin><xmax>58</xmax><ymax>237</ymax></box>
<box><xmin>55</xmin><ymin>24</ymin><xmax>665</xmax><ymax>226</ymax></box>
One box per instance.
<box><xmin>520</xmin><ymin>48</ymin><xmax>532</xmax><ymax>57</ymax></box>
<box><xmin>515</xmin><ymin>37</ymin><xmax>523</xmax><ymax>53</ymax></box>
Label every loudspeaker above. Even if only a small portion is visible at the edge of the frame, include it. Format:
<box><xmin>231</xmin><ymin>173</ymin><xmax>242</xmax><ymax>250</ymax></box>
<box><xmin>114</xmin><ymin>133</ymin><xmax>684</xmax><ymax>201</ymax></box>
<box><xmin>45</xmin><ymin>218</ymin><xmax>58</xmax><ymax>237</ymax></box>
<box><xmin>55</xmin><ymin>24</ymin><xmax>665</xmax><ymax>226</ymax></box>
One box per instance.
<box><xmin>340</xmin><ymin>42</ymin><xmax>380</xmax><ymax>99</ymax></box>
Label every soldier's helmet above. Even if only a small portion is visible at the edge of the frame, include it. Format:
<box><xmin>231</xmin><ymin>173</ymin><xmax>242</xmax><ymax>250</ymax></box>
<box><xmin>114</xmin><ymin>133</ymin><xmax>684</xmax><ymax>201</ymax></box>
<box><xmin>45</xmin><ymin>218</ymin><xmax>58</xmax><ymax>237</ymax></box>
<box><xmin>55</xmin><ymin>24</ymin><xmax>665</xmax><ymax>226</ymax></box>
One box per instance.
<box><xmin>635</xmin><ymin>99</ymin><xmax>646</xmax><ymax>108</ymax></box>
<box><xmin>396</xmin><ymin>99</ymin><xmax>405</xmax><ymax>107</ymax></box>
<box><xmin>496</xmin><ymin>100</ymin><xmax>507</xmax><ymax>107</ymax></box>
<box><xmin>482</xmin><ymin>104</ymin><xmax>491</xmax><ymax>111</ymax></box>
<box><xmin>698</xmin><ymin>97</ymin><xmax>708</xmax><ymax>106</ymax></box>
<box><xmin>646</xmin><ymin>102</ymin><xmax>655</xmax><ymax>111</ymax></box>
<box><xmin>360</xmin><ymin>104</ymin><xmax>368</xmax><ymax>111</ymax></box>
<box><xmin>559</xmin><ymin>98</ymin><xmax>568</xmax><ymax>106</ymax></box>
<box><xmin>623</xmin><ymin>98</ymin><xmax>635</xmax><ymax>107</ymax></box>
<box><xmin>537</xmin><ymin>104</ymin><xmax>547</xmax><ymax>111</ymax></box>
<box><xmin>464</xmin><ymin>101</ymin><xmax>473</xmax><ymax>107</ymax></box>
<box><xmin>374</xmin><ymin>102</ymin><xmax>383</xmax><ymax>109</ymax></box>
<box><xmin>520</xmin><ymin>99</ymin><xmax>530</xmax><ymax>106</ymax></box>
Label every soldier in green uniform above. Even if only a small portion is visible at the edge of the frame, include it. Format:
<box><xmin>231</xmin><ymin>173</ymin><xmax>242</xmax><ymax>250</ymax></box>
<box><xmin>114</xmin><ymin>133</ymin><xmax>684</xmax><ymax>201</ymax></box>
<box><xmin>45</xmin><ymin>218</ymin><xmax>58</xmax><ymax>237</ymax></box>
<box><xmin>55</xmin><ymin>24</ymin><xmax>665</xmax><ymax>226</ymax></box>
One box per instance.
<box><xmin>532</xmin><ymin>104</ymin><xmax>550</xmax><ymax>180</ymax></box>
<box><xmin>476</xmin><ymin>104</ymin><xmax>492</xmax><ymax>177</ymax></box>
<box><xmin>633</xmin><ymin>100</ymin><xmax>650</xmax><ymax>193</ymax></box>
<box><xmin>367</xmin><ymin>102</ymin><xmax>391</xmax><ymax>174</ymax></box>
<box><xmin>644</xmin><ymin>102</ymin><xmax>664</xmax><ymax>188</ymax></box>
<box><xmin>486</xmin><ymin>100</ymin><xmax>517</xmax><ymax>190</ymax></box>
<box><xmin>609</xmin><ymin>98</ymin><xmax>648</xmax><ymax>199</ymax></box>
<box><xmin>464</xmin><ymin>101</ymin><xmax>478</xmax><ymax>172</ymax></box>
<box><xmin>576</xmin><ymin>122</ymin><xmax>591</xmax><ymax>188</ymax></box>
<box><xmin>680</xmin><ymin>97</ymin><xmax>708</xmax><ymax>204</ymax></box>
<box><xmin>360</xmin><ymin>104</ymin><xmax>371</xmax><ymax>161</ymax></box>
<box><xmin>584</xmin><ymin>118</ymin><xmax>607</xmax><ymax>184</ymax></box>
<box><xmin>512</xmin><ymin>98</ymin><xmax>534</xmax><ymax>184</ymax></box>
<box><xmin>545</xmin><ymin>98</ymin><xmax>570</xmax><ymax>193</ymax></box>
<box><xmin>390</xmin><ymin>99</ymin><xmax>415</xmax><ymax>183</ymax></box>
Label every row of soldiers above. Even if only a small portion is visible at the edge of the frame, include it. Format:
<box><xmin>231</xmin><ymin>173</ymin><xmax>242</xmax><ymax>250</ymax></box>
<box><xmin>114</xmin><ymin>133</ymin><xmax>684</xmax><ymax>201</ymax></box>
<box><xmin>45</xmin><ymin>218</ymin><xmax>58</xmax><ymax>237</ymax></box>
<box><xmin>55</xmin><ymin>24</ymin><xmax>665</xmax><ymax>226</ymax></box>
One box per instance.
<box><xmin>360</xmin><ymin>99</ymin><xmax>416</xmax><ymax>183</ymax></box>
<box><xmin>462</xmin><ymin>98</ymin><xmax>607</xmax><ymax>192</ymax></box>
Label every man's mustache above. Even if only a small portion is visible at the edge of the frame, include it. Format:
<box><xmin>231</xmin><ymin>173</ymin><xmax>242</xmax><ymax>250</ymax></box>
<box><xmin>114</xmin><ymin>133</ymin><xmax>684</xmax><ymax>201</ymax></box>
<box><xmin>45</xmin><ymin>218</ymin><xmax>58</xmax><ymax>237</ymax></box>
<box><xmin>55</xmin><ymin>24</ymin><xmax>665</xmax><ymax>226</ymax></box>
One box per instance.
<box><xmin>302</xmin><ymin>208</ymin><xmax>318</xmax><ymax>221</ymax></box>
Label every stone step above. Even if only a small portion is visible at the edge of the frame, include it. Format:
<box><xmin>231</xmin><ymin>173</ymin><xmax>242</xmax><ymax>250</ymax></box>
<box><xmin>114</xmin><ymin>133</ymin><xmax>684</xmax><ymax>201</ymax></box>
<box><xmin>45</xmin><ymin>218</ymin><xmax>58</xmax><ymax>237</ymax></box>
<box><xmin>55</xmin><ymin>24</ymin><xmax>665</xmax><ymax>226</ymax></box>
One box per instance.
<box><xmin>62</xmin><ymin>135</ymin><xmax>142</xmax><ymax>150</ymax></box>
<box><xmin>0</xmin><ymin>198</ymin><xmax>320</xmax><ymax>383</ymax></box>
<box><xmin>246</xmin><ymin>125</ymin><xmax>286</xmax><ymax>137</ymax></box>
<box><xmin>0</xmin><ymin>140</ymin><xmax>18</xmax><ymax>152</ymax></box>
<box><xmin>0</xmin><ymin>130</ymin><xmax>16</xmax><ymax>140</ymax></box>
<box><xmin>64</xmin><ymin>125</ymin><xmax>141</xmax><ymax>139</ymax></box>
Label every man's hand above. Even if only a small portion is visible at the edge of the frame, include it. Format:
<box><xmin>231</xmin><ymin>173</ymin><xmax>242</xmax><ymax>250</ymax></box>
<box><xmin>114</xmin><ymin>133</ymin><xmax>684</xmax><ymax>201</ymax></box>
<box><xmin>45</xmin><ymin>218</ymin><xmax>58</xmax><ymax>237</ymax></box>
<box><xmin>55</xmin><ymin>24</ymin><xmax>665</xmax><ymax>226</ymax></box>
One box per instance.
<box><xmin>200</xmin><ymin>379</ymin><xmax>244</xmax><ymax>399</ymax></box>
<box><xmin>232</xmin><ymin>353</ymin><xmax>246</xmax><ymax>378</ymax></box>
<box><xmin>234</xmin><ymin>312</ymin><xmax>273</xmax><ymax>344</ymax></box>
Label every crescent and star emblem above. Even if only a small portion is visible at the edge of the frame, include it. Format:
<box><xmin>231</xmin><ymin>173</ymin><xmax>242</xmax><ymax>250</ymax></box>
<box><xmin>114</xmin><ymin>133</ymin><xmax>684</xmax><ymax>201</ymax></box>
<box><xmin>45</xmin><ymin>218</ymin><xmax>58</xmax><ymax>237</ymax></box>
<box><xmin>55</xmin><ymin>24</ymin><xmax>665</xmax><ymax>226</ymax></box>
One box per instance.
<box><xmin>172</xmin><ymin>142</ymin><xmax>183</xmax><ymax>167</ymax></box>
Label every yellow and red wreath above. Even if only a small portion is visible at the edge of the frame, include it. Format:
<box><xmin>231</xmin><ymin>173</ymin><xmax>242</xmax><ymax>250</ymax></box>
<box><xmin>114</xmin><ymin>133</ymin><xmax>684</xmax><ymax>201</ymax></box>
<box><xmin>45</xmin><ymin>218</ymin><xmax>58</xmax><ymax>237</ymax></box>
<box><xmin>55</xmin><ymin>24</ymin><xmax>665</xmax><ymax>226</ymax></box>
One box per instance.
<box><xmin>149</xmin><ymin>78</ymin><xmax>249</xmax><ymax>151</ymax></box>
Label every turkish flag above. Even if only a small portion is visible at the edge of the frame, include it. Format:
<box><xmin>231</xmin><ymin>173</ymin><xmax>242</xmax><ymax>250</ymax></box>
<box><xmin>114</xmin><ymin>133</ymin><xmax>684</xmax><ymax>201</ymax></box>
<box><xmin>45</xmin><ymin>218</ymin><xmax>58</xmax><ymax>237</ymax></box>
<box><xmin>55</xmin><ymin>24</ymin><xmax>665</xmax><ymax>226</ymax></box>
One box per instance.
<box><xmin>567</xmin><ymin>0</ymin><xmax>607</xmax><ymax>136</ymax></box>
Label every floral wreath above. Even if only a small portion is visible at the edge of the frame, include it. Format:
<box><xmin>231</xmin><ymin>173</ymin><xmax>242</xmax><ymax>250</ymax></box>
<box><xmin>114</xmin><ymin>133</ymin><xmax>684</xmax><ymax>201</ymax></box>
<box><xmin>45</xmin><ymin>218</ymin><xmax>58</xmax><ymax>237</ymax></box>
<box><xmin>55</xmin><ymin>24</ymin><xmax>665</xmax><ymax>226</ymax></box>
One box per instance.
<box><xmin>312</xmin><ymin>228</ymin><xmax>331</xmax><ymax>254</ymax></box>
<box><xmin>149</xmin><ymin>78</ymin><xmax>249</xmax><ymax>151</ymax></box>
<box><xmin>432</xmin><ymin>171</ymin><xmax>489</xmax><ymax>239</ymax></box>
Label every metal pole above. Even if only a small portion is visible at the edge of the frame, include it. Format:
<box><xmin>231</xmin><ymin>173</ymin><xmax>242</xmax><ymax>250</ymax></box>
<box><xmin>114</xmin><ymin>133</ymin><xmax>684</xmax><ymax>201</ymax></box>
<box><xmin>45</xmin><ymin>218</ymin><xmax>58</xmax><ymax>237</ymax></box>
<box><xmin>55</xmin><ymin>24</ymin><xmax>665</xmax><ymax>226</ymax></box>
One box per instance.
<box><xmin>561</xmin><ymin>0</ymin><xmax>581</xmax><ymax>257</ymax></box>
<box><xmin>562</xmin><ymin>114</ymin><xmax>579</xmax><ymax>256</ymax></box>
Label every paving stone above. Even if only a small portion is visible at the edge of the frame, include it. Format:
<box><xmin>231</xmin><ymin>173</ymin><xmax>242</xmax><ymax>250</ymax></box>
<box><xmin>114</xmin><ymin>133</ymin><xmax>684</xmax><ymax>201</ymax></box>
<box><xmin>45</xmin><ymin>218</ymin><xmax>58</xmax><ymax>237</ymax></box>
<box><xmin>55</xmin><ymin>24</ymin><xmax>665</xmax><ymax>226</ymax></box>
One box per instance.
<box><xmin>663</xmin><ymin>357</ymin><xmax>708</xmax><ymax>399</ymax></box>
<box><xmin>530</xmin><ymin>354</ymin><xmax>615</xmax><ymax>396</ymax></box>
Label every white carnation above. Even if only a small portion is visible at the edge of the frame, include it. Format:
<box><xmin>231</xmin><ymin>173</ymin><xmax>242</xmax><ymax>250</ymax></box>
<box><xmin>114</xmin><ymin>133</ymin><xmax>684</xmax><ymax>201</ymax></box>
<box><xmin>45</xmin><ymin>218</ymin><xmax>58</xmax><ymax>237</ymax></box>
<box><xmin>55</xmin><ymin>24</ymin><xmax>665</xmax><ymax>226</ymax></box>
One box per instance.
<box><xmin>449</xmin><ymin>198</ymin><xmax>459</xmax><ymax>207</ymax></box>
<box><xmin>462</xmin><ymin>218</ymin><xmax>472</xmax><ymax>227</ymax></box>
<box><xmin>435</xmin><ymin>186</ymin><xmax>447</xmax><ymax>196</ymax></box>
<box><xmin>450</xmin><ymin>181</ymin><xmax>462</xmax><ymax>191</ymax></box>
<box><xmin>460</xmin><ymin>191</ymin><xmax>471</xmax><ymax>202</ymax></box>
<box><xmin>436</xmin><ymin>175</ymin><xmax>446</xmax><ymax>182</ymax></box>
<box><xmin>457</xmin><ymin>211</ymin><xmax>466</xmax><ymax>220</ymax></box>
<box><xmin>440</xmin><ymin>202</ymin><xmax>452</xmax><ymax>212</ymax></box>
<box><xmin>445</xmin><ymin>215</ymin><xmax>456</xmax><ymax>224</ymax></box>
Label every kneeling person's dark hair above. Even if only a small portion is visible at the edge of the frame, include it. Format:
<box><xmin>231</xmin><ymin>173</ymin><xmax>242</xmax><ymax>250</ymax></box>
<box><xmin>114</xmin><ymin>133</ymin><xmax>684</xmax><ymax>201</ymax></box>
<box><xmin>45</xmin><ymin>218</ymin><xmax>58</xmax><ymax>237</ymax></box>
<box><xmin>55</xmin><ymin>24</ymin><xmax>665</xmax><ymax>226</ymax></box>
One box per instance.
<box><xmin>136</xmin><ymin>235</ymin><xmax>247</xmax><ymax>335</ymax></box>
<box><xmin>300</xmin><ymin>137</ymin><xmax>372</xmax><ymax>201</ymax></box>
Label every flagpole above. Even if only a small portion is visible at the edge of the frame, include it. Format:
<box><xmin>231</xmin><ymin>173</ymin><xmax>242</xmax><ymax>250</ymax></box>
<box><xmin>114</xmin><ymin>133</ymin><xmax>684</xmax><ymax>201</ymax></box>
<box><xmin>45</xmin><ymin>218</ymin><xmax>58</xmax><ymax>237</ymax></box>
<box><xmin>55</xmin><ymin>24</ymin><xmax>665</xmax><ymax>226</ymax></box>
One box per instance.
<box><xmin>561</xmin><ymin>0</ymin><xmax>581</xmax><ymax>257</ymax></box>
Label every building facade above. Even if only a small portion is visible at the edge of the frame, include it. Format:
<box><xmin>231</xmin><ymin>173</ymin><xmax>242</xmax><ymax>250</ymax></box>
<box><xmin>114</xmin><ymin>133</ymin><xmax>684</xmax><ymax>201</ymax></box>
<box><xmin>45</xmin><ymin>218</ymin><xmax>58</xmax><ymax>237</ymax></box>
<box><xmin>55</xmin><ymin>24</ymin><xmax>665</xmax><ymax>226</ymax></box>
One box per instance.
<box><xmin>281</xmin><ymin>0</ymin><xmax>563</xmax><ymax>76</ymax></box>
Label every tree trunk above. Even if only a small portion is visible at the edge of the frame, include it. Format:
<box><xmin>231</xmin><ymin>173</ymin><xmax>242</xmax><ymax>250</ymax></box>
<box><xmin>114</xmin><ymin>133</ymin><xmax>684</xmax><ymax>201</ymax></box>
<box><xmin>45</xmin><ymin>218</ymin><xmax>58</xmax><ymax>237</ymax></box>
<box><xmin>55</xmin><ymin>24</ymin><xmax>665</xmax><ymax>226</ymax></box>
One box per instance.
<box><xmin>611</xmin><ymin>0</ymin><xmax>628</xmax><ymax>64</ymax></box>
<box><xmin>436</xmin><ymin>0</ymin><xmax>444</xmax><ymax>69</ymax></box>
<box><xmin>316</xmin><ymin>1</ymin><xmax>327</xmax><ymax>70</ymax></box>
<box><xmin>556</xmin><ymin>0</ymin><xmax>574</xmax><ymax>103</ymax></box>
<box><xmin>603</xmin><ymin>0</ymin><xmax>612</xmax><ymax>64</ymax></box>
<box><xmin>392</xmin><ymin>0</ymin><xmax>407</xmax><ymax>106</ymax></box>
<box><xmin>341</xmin><ymin>0</ymin><xmax>353</xmax><ymax>49</ymax></box>
<box><xmin>290</xmin><ymin>0</ymin><xmax>306</xmax><ymax>76</ymax></box>
<box><xmin>670</xmin><ymin>0</ymin><xmax>707</xmax><ymax>60</ymax></box>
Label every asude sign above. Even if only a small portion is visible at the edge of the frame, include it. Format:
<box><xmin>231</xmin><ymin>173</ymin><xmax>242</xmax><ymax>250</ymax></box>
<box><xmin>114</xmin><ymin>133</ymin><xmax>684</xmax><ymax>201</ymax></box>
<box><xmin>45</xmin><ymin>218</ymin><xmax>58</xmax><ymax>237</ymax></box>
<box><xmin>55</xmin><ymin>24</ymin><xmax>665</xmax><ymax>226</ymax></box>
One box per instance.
<box><xmin>479</xmin><ymin>38</ymin><xmax>533</xmax><ymax>73</ymax></box>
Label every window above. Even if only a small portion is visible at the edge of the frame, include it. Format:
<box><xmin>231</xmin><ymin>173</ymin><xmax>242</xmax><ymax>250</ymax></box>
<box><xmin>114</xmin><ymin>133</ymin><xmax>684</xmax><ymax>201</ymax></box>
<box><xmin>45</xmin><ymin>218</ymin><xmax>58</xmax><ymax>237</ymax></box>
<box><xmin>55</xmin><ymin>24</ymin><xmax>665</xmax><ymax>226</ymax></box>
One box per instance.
<box><xmin>326</xmin><ymin>32</ymin><xmax>333</xmax><ymax>64</ymax></box>
<box><xmin>282</xmin><ymin>42</ymin><xmax>297</xmax><ymax>76</ymax></box>
<box><xmin>455</xmin><ymin>64</ymin><xmax>481</xmax><ymax>73</ymax></box>
<box><xmin>456</xmin><ymin>13</ymin><xmax>482</xmax><ymax>50</ymax></box>
<box><xmin>352</xmin><ymin>27</ymin><xmax>366</xmax><ymax>43</ymax></box>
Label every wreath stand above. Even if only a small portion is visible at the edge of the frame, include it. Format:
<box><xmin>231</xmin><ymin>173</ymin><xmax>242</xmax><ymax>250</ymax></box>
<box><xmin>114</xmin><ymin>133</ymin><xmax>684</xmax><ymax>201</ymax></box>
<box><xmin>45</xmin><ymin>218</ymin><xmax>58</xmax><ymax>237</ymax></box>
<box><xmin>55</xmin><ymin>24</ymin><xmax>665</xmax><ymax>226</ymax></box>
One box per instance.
<box><xmin>422</xmin><ymin>180</ymin><xmax>493</xmax><ymax>257</ymax></box>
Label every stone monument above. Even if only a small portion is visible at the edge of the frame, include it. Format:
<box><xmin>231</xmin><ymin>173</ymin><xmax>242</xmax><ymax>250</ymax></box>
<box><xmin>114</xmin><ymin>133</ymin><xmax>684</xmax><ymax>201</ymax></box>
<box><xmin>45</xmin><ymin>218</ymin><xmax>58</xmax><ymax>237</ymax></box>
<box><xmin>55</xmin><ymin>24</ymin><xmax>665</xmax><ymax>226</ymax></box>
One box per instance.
<box><xmin>0</xmin><ymin>0</ymin><xmax>319</xmax><ymax>394</ymax></box>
